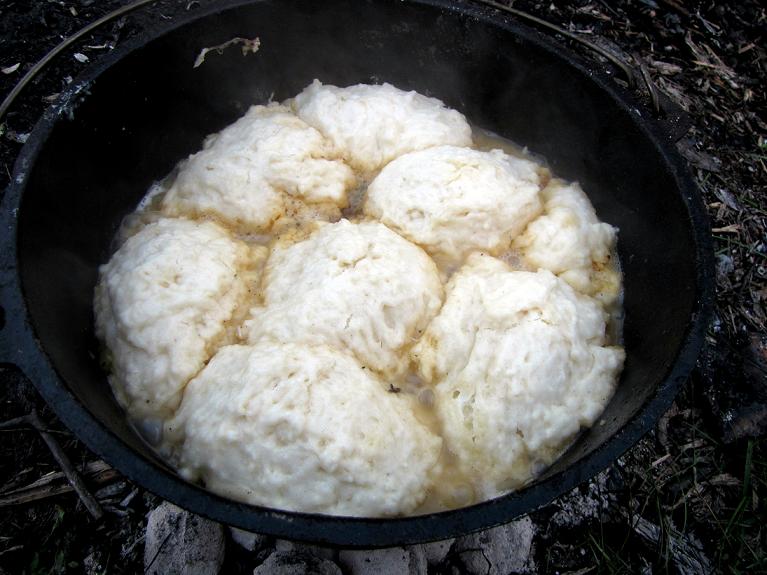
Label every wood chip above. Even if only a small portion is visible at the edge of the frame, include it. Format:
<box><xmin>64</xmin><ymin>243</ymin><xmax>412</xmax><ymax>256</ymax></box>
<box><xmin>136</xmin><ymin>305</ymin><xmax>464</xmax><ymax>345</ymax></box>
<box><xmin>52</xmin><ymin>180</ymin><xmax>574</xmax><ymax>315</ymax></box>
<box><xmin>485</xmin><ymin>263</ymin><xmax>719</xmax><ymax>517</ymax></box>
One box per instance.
<box><xmin>0</xmin><ymin>460</ymin><xmax>111</xmax><ymax>495</ymax></box>
<box><xmin>712</xmin><ymin>224</ymin><xmax>741</xmax><ymax>233</ymax></box>
<box><xmin>193</xmin><ymin>37</ymin><xmax>260</xmax><ymax>68</ymax></box>
<box><xmin>0</xmin><ymin>464</ymin><xmax>119</xmax><ymax>507</ymax></box>
<box><xmin>651</xmin><ymin>453</ymin><xmax>672</xmax><ymax>468</ymax></box>
<box><xmin>0</xmin><ymin>412</ymin><xmax>104</xmax><ymax>518</ymax></box>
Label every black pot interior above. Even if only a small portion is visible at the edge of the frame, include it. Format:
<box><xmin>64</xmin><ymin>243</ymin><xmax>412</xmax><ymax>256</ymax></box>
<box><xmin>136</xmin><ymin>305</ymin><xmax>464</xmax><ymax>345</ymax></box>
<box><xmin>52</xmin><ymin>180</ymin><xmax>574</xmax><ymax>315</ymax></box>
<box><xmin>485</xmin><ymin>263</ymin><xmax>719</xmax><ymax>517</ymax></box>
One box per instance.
<box><xmin>16</xmin><ymin>0</ymin><xmax>700</xmax><ymax>537</ymax></box>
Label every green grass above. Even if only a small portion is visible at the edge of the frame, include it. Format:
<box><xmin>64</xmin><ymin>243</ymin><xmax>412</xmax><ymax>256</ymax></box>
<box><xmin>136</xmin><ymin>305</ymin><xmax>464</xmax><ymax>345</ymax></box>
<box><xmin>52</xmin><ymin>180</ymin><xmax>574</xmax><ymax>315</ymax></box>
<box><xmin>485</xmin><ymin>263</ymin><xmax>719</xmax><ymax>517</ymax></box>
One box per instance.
<box><xmin>567</xmin><ymin>402</ymin><xmax>766</xmax><ymax>574</ymax></box>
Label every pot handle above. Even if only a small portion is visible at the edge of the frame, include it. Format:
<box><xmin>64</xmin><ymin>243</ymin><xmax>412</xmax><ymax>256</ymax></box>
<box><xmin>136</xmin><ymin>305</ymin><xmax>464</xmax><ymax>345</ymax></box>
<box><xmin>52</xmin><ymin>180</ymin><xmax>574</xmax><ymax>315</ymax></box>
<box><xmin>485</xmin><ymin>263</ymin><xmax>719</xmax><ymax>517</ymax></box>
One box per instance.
<box><xmin>474</xmin><ymin>0</ymin><xmax>691</xmax><ymax>141</ymax></box>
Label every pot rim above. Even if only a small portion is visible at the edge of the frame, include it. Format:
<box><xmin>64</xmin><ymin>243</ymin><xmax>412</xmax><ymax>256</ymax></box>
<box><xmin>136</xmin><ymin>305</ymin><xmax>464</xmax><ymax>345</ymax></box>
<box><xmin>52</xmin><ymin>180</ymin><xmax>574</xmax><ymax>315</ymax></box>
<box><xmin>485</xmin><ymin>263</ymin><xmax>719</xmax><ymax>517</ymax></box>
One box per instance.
<box><xmin>0</xmin><ymin>0</ymin><xmax>714</xmax><ymax>547</ymax></box>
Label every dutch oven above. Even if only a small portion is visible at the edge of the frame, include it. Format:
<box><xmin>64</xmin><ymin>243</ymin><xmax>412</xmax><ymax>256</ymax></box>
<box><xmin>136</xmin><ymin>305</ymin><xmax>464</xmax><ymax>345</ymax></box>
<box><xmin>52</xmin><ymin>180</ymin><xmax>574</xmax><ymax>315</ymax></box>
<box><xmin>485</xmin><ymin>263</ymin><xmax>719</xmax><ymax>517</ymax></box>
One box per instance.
<box><xmin>0</xmin><ymin>0</ymin><xmax>713</xmax><ymax>547</ymax></box>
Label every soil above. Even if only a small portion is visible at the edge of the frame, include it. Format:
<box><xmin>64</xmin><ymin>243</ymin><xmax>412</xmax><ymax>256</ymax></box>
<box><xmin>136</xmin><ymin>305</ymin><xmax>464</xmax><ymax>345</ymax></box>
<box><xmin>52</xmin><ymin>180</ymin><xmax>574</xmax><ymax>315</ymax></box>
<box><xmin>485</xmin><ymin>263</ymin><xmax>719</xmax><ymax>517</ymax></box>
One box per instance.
<box><xmin>0</xmin><ymin>1</ymin><xmax>765</xmax><ymax>573</ymax></box>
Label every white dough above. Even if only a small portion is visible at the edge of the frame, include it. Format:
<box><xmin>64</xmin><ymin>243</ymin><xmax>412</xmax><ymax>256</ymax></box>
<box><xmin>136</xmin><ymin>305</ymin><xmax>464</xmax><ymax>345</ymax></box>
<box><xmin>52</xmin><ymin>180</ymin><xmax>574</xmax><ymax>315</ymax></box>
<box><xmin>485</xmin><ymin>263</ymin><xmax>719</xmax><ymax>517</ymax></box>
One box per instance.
<box><xmin>512</xmin><ymin>180</ymin><xmax>620</xmax><ymax>306</ymax></box>
<box><xmin>292</xmin><ymin>80</ymin><xmax>473</xmax><ymax>173</ymax></box>
<box><xmin>243</xmin><ymin>219</ymin><xmax>443</xmax><ymax>379</ymax></box>
<box><xmin>95</xmin><ymin>81</ymin><xmax>626</xmax><ymax>516</ymax></box>
<box><xmin>161</xmin><ymin>103</ymin><xmax>356</xmax><ymax>231</ymax></box>
<box><xmin>365</xmin><ymin>145</ymin><xmax>542</xmax><ymax>268</ymax></box>
<box><xmin>411</xmin><ymin>254</ymin><xmax>624</xmax><ymax>498</ymax></box>
<box><xmin>170</xmin><ymin>342</ymin><xmax>442</xmax><ymax>516</ymax></box>
<box><xmin>94</xmin><ymin>218</ymin><xmax>265</xmax><ymax>421</ymax></box>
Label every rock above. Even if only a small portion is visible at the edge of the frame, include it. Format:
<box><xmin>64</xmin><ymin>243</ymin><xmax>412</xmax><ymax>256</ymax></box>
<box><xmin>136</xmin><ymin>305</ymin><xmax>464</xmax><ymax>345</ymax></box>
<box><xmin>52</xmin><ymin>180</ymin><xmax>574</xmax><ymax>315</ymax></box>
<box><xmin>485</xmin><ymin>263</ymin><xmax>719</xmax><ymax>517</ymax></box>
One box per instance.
<box><xmin>676</xmin><ymin>137</ymin><xmax>721</xmax><ymax>173</ymax></box>
<box><xmin>700</xmin><ymin>333</ymin><xmax>767</xmax><ymax>442</ymax></box>
<box><xmin>549</xmin><ymin>469</ymin><xmax>614</xmax><ymax>529</ymax></box>
<box><xmin>274</xmin><ymin>538</ymin><xmax>335</xmax><ymax>560</ymax></box>
<box><xmin>723</xmin><ymin>404</ymin><xmax>767</xmax><ymax>442</ymax></box>
<box><xmin>714</xmin><ymin>187</ymin><xmax>740</xmax><ymax>210</ymax></box>
<box><xmin>408</xmin><ymin>546</ymin><xmax>428</xmax><ymax>574</ymax></box>
<box><xmin>253</xmin><ymin>551</ymin><xmax>341</xmax><ymax>575</ymax></box>
<box><xmin>94</xmin><ymin>480</ymin><xmax>127</xmax><ymax>500</ymax></box>
<box><xmin>450</xmin><ymin>516</ymin><xmax>536</xmax><ymax>575</ymax></box>
<box><xmin>144</xmin><ymin>501</ymin><xmax>225</xmax><ymax>575</ymax></box>
<box><xmin>338</xmin><ymin>547</ymin><xmax>426</xmax><ymax>575</ymax></box>
<box><xmin>744</xmin><ymin>333</ymin><xmax>767</xmax><ymax>389</ymax></box>
<box><xmin>416</xmin><ymin>538</ymin><xmax>454</xmax><ymax>565</ymax></box>
<box><xmin>230</xmin><ymin>527</ymin><xmax>271</xmax><ymax>552</ymax></box>
<box><xmin>83</xmin><ymin>550</ymin><xmax>106</xmax><ymax>575</ymax></box>
<box><xmin>716</xmin><ymin>253</ymin><xmax>734</xmax><ymax>284</ymax></box>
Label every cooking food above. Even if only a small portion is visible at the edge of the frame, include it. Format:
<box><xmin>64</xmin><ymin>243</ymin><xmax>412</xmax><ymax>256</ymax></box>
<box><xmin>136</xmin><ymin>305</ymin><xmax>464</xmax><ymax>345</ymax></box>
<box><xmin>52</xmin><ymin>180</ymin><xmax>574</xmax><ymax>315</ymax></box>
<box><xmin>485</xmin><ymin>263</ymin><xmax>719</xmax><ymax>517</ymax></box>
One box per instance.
<box><xmin>411</xmin><ymin>253</ymin><xmax>624</xmax><ymax>499</ymax></box>
<box><xmin>293</xmin><ymin>80</ymin><xmax>473</xmax><ymax>173</ymax></box>
<box><xmin>169</xmin><ymin>341</ymin><xmax>442</xmax><ymax>515</ymax></box>
<box><xmin>94</xmin><ymin>218</ymin><xmax>267</xmax><ymax>423</ymax></box>
<box><xmin>94</xmin><ymin>80</ymin><xmax>624</xmax><ymax>516</ymax></box>
<box><xmin>512</xmin><ymin>180</ymin><xmax>621</xmax><ymax>306</ymax></box>
<box><xmin>364</xmin><ymin>145</ymin><xmax>543</xmax><ymax>269</ymax></box>
<box><xmin>160</xmin><ymin>103</ymin><xmax>356</xmax><ymax>231</ymax></box>
<box><xmin>241</xmin><ymin>219</ymin><xmax>443</xmax><ymax>379</ymax></box>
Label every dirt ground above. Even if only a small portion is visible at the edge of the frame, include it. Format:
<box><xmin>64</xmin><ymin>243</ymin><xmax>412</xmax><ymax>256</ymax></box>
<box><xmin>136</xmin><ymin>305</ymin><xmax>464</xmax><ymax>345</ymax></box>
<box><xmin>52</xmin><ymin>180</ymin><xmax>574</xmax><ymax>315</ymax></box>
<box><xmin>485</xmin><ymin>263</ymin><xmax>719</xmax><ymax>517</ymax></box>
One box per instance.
<box><xmin>0</xmin><ymin>1</ymin><xmax>765</xmax><ymax>573</ymax></box>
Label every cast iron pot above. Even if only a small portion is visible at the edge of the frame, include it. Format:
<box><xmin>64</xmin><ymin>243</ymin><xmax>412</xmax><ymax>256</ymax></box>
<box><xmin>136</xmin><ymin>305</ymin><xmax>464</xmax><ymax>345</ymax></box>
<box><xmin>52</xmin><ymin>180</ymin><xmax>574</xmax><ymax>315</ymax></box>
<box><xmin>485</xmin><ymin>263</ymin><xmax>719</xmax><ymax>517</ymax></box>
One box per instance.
<box><xmin>0</xmin><ymin>0</ymin><xmax>713</xmax><ymax>547</ymax></box>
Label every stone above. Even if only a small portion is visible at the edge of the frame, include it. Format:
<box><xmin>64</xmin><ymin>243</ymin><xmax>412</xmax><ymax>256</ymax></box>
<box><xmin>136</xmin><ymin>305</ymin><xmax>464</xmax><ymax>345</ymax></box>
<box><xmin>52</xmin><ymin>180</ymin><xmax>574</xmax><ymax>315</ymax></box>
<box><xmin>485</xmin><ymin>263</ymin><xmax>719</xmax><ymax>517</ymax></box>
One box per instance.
<box><xmin>450</xmin><ymin>516</ymin><xmax>536</xmax><ymax>575</ymax></box>
<box><xmin>144</xmin><ymin>501</ymin><xmax>225</xmax><ymax>575</ymax></box>
<box><xmin>414</xmin><ymin>538</ymin><xmax>454</xmax><ymax>566</ymax></box>
<box><xmin>700</xmin><ymin>333</ymin><xmax>767</xmax><ymax>442</ymax></box>
<box><xmin>338</xmin><ymin>547</ymin><xmax>426</xmax><ymax>575</ymax></box>
<box><xmin>274</xmin><ymin>538</ymin><xmax>335</xmax><ymax>560</ymax></box>
<box><xmin>83</xmin><ymin>550</ymin><xmax>106</xmax><ymax>575</ymax></box>
<box><xmin>230</xmin><ymin>527</ymin><xmax>270</xmax><ymax>553</ymax></box>
<box><xmin>253</xmin><ymin>551</ymin><xmax>341</xmax><ymax>575</ymax></box>
<box><xmin>716</xmin><ymin>253</ymin><xmax>734</xmax><ymax>280</ymax></box>
<box><xmin>408</xmin><ymin>546</ymin><xmax>428</xmax><ymax>574</ymax></box>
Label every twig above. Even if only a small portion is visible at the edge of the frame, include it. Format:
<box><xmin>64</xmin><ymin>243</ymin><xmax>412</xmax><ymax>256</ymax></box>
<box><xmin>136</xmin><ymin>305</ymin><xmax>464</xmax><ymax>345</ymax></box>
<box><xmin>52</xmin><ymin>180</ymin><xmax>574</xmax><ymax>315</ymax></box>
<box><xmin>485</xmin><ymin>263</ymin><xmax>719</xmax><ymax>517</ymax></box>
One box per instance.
<box><xmin>633</xmin><ymin>52</ymin><xmax>661</xmax><ymax>114</ymax></box>
<box><xmin>0</xmin><ymin>460</ymin><xmax>111</xmax><ymax>496</ymax></box>
<box><xmin>0</xmin><ymin>411</ymin><xmax>104</xmax><ymax>519</ymax></box>
<box><xmin>1</xmin><ymin>481</ymin><xmax>83</xmax><ymax>506</ymax></box>
<box><xmin>0</xmin><ymin>0</ymin><xmax>159</xmax><ymax>122</ymax></box>
<box><xmin>629</xmin><ymin>513</ymin><xmax>713</xmax><ymax>573</ymax></box>
<box><xmin>0</xmin><ymin>467</ymin><xmax>119</xmax><ymax>506</ymax></box>
<box><xmin>658</xmin><ymin>0</ymin><xmax>691</xmax><ymax>17</ymax></box>
<box><xmin>0</xmin><ymin>415</ymin><xmax>30</xmax><ymax>429</ymax></box>
<box><xmin>28</xmin><ymin>410</ymin><xmax>104</xmax><ymax>519</ymax></box>
<box><xmin>120</xmin><ymin>487</ymin><xmax>140</xmax><ymax>508</ymax></box>
<box><xmin>0</xmin><ymin>545</ymin><xmax>24</xmax><ymax>558</ymax></box>
<box><xmin>102</xmin><ymin>505</ymin><xmax>130</xmax><ymax>517</ymax></box>
<box><xmin>475</xmin><ymin>0</ymin><xmax>637</xmax><ymax>87</ymax></box>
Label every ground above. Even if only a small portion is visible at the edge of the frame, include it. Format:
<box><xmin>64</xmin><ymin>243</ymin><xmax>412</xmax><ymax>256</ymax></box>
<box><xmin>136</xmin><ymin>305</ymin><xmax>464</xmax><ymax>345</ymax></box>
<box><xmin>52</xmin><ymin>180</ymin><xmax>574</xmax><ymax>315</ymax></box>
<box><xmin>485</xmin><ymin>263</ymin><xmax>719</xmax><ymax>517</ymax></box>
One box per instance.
<box><xmin>0</xmin><ymin>1</ymin><xmax>765</xmax><ymax>574</ymax></box>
